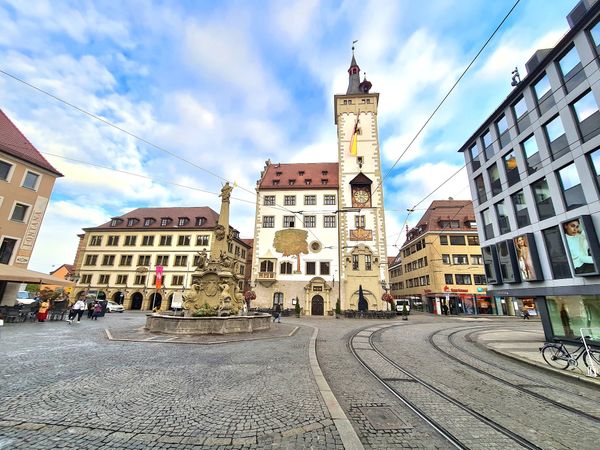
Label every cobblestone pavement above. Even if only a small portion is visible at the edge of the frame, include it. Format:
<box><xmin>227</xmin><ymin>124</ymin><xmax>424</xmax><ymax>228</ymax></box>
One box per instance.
<box><xmin>373</xmin><ymin>319</ymin><xmax>600</xmax><ymax>450</ymax></box>
<box><xmin>0</xmin><ymin>313</ymin><xmax>342</xmax><ymax>449</ymax></box>
<box><xmin>1</xmin><ymin>312</ymin><xmax>596</xmax><ymax>449</ymax></box>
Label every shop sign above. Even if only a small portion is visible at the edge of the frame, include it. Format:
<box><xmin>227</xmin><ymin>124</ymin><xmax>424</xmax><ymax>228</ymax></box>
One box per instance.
<box><xmin>450</xmin><ymin>288</ymin><xmax>469</xmax><ymax>293</ymax></box>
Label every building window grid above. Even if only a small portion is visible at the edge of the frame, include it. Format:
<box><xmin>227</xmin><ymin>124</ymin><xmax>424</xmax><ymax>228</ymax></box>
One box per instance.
<box><xmin>304</xmin><ymin>215</ymin><xmax>316</xmax><ymax>228</ymax></box>
<box><xmin>304</xmin><ymin>195</ymin><xmax>316</xmax><ymax>205</ymax></box>
<box><xmin>284</xmin><ymin>195</ymin><xmax>296</xmax><ymax>206</ymax></box>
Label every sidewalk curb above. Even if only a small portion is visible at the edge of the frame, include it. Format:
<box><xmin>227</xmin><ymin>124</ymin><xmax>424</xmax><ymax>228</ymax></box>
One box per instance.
<box><xmin>307</xmin><ymin>326</ymin><xmax>364</xmax><ymax>450</ymax></box>
<box><xmin>484</xmin><ymin>345</ymin><xmax>600</xmax><ymax>386</ymax></box>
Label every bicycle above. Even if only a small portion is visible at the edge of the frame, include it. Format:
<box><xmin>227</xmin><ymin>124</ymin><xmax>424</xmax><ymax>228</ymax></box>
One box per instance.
<box><xmin>540</xmin><ymin>336</ymin><xmax>600</xmax><ymax>373</ymax></box>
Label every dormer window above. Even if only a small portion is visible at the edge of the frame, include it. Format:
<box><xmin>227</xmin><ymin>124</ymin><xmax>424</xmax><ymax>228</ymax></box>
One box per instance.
<box><xmin>110</xmin><ymin>219</ymin><xmax>119</xmax><ymax>227</ymax></box>
<box><xmin>160</xmin><ymin>217</ymin><xmax>170</xmax><ymax>226</ymax></box>
<box><xmin>178</xmin><ymin>217</ymin><xmax>189</xmax><ymax>226</ymax></box>
<box><xmin>276</xmin><ymin>171</ymin><xmax>282</xmax><ymax>176</ymax></box>
<box><xmin>127</xmin><ymin>218</ymin><xmax>137</xmax><ymax>227</ymax></box>
<box><xmin>299</xmin><ymin>171</ymin><xmax>305</xmax><ymax>176</ymax></box>
<box><xmin>288</xmin><ymin>179</ymin><xmax>295</xmax><ymax>186</ymax></box>
<box><xmin>272</xmin><ymin>180</ymin><xmax>280</xmax><ymax>186</ymax></box>
<box><xmin>196</xmin><ymin>217</ymin><xmax>207</xmax><ymax>226</ymax></box>
<box><xmin>321</xmin><ymin>170</ymin><xmax>328</xmax><ymax>176</ymax></box>
<box><xmin>321</xmin><ymin>179</ymin><xmax>328</xmax><ymax>185</ymax></box>
<box><xmin>143</xmin><ymin>218</ymin><xmax>153</xmax><ymax>227</ymax></box>
<box><xmin>305</xmin><ymin>179</ymin><xmax>312</xmax><ymax>185</ymax></box>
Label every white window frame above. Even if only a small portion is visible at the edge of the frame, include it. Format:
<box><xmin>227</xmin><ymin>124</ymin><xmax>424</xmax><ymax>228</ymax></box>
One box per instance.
<box><xmin>9</xmin><ymin>200</ymin><xmax>31</xmax><ymax>223</ymax></box>
<box><xmin>0</xmin><ymin>159</ymin><xmax>14</xmax><ymax>182</ymax></box>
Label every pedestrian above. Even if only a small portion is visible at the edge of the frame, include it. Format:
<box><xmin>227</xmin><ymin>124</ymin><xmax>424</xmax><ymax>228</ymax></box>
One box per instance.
<box><xmin>273</xmin><ymin>303</ymin><xmax>282</xmax><ymax>323</ymax></box>
<box><xmin>92</xmin><ymin>301</ymin><xmax>102</xmax><ymax>320</ymax></box>
<box><xmin>442</xmin><ymin>302</ymin><xmax>449</xmax><ymax>316</ymax></box>
<box><xmin>523</xmin><ymin>309</ymin><xmax>531</xmax><ymax>320</ymax></box>
<box><xmin>68</xmin><ymin>298</ymin><xmax>86</xmax><ymax>324</ymax></box>
<box><xmin>86</xmin><ymin>298</ymin><xmax>94</xmax><ymax>319</ymax></box>
<box><xmin>37</xmin><ymin>299</ymin><xmax>50</xmax><ymax>322</ymax></box>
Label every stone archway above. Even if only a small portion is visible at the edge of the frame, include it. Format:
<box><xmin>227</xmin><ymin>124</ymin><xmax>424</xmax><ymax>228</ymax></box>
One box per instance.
<box><xmin>149</xmin><ymin>293</ymin><xmax>162</xmax><ymax>310</ymax></box>
<box><xmin>131</xmin><ymin>292</ymin><xmax>143</xmax><ymax>310</ymax></box>
<box><xmin>112</xmin><ymin>291</ymin><xmax>125</xmax><ymax>305</ymax></box>
<box><xmin>311</xmin><ymin>295</ymin><xmax>324</xmax><ymax>316</ymax></box>
<box><xmin>97</xmin><ymin>291</ymin><xmax>106</xmax><ymax>300</ymax></box>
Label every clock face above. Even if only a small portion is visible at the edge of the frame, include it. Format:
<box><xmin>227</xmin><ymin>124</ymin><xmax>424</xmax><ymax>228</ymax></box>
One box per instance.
<box><xmin>353</xmin><ymin>189</ymin><xmax>370</xmax><ymax>205</ymax></box>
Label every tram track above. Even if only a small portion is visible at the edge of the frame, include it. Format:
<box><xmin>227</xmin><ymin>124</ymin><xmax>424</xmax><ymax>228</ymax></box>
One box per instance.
<box><xmin>427</xmin><ymin>326</ymin><xmax>600</xmax><ymax>424</ymax></box>
<box><xmin>348</xmin><ymin>324</ymin><xmax>542</xmax><ymax>449</ymax></box>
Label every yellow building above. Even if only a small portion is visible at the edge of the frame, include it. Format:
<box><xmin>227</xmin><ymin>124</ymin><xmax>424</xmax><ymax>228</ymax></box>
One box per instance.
<box><xmin>71</xmin><ymin>207</ymin><xmax>250</xmax><ymax>311</ymax></box>
<box><xmin>393</xmin><ymin>200</ymin><xmax>489</xmax><ymax>315</ymax></box>
<box><xmin>0</xmin><ymin>109</ymin><xmax>70</xmax><ymax>305</ymax></box>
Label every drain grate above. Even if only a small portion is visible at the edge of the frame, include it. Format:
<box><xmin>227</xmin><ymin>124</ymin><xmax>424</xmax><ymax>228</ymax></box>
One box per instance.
<box><xmin>359</xmin><ymin>407</ymin><xmax>413</xmax><ymax>430</ymax></box>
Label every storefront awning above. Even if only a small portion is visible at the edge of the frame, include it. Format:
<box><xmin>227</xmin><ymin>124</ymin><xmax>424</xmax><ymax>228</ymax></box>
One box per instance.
<box><xmin>0</xmin><ymin>264</ymin><xmax>74</xmax><ymax>286</ymax></box>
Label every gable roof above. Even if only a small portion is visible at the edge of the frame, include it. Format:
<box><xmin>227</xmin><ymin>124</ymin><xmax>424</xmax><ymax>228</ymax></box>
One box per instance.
<box><xmin>0</xmin><ymin>109</ymin><xmax>63</xmax><ymax>176</ymax></box>
<box><xmin>85</xmin><ymin>207</ymin><xmax>220</xmax><ymax>231</ymax></box>
<box><xmin>403</xmin><ymin>200</ymin><xmax>476</xmax><ymax>246</ymax></box>
<box><xmin>258</xmin><ymin>162</ymin><xmax>339</xmax><ymax>190</ymax></box>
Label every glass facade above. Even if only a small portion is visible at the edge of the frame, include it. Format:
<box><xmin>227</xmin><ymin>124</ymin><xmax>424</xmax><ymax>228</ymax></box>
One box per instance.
<box><xmin>531</xmin><ymin>178</ymin><xmax>555</xmax><ymax>220</ymax></box>
<box><xmin>558</xmin><ymin>163</ymin><xmax>586</xmax><ymax>210</ymax></box>
<box><xmin>544</xmin><ymin>115</ymin><xmax>569</xmax><ymax>160</ymax></box>
<box><xmin>546</xmin><ymin>295</ymin><xmax>600</xmax><ymax>342</ymax></box>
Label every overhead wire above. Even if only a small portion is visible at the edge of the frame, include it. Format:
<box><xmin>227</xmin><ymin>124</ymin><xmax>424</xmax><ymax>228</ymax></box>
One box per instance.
<box><xmin>393</xmin><ymin>49</ymin><xmax>600</xmax><ymax>248</ymax></box>
<box><xmin>368</xmin><ymin>0</ymin><xmax>522</xmax><ymax>201</ymax></box>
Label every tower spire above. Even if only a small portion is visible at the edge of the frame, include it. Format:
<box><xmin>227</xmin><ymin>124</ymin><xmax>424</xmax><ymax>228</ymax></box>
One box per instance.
<box><xmin>347</xmin><ymin>40</ymin><xmax>361</xmax><ymax>94</ymax></box>
<box><xmin>346</xmin><ymin>41</ymin><xmax>372</xmax><ymax>94</ymax></box>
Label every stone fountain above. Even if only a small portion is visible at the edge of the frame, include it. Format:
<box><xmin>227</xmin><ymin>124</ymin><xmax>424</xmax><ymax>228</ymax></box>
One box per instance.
<box><xmin>145</xmin><ymin>183</ymin><xmax>271</xmax><ymax>335</ymax></box>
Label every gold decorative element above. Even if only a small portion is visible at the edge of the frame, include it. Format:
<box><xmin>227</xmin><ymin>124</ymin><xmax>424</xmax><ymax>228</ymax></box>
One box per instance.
<box><xmin>274</xmin><ymin>229</ymin><xmax>309</xmax><ymax>272</ymax></box>
<box><xmin>350</xmin><ymin>228</ymin><xmax>373</xmax><ymax>241</ymax></box>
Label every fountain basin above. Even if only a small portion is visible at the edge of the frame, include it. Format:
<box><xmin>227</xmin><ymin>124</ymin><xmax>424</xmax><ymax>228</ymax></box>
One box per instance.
<box><xmin>145</xmin><ymin>313</ymin><xmax>272</xmax><ymax>335</ymax></box>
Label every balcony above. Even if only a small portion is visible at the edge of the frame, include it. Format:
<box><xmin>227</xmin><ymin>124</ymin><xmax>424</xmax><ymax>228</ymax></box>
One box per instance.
<box><xmin>257</xmin><ymin>271</ymin><xmax>277</xmax><ymax>286</ymax></box>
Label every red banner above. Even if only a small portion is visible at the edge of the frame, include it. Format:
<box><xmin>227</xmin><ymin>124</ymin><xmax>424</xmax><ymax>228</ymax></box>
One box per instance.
<box><xmin>155</xmin><ymin>265</ymin><xmax>163</xmax><ymax>289</ymax></box>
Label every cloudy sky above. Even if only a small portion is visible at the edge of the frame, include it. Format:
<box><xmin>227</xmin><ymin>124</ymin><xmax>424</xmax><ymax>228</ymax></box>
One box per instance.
<box><xmin>0</xmin><ymin>0</ymin><xmax>578</xmax><ymax>273</ymax></box>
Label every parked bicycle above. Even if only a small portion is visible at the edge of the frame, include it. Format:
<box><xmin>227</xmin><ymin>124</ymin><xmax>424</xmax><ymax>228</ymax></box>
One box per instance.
<box><xmin>540</xmin><ymin>336</ymin><xmax>600</xmax><ymax>371</ymax></box>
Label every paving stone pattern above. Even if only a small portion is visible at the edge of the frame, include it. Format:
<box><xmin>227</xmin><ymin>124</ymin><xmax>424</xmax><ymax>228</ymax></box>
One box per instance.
<box><xmin>375</xmin><ymin>321</ymin><xmax>600</xmax><ymax>450</ymax></box>
<box><xmin>0</xmin><ymin>313</ymin><xmax>342</xmax><ymax>449</ymax></box>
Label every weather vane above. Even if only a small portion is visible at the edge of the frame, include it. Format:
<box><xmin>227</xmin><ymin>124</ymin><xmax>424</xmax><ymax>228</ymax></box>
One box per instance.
<box><xmin>352</xmin><ymin>39</ymin><xmax>358</xmax><ymax>53</ymax></box>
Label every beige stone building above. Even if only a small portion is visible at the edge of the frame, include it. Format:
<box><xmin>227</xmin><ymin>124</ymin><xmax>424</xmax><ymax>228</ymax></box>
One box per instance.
<box><xmin>0</xmin><ymin>109</ymin><xmax>67</xmax><ymax>305</ymax></box>
<box><xmin>393</xmin><ymin>200</ymin><xmax>489</xmax><ymax>315</ymax></box>
<box><xmin>71</xmin><ymin>207</ymin><xmax>250</xmax><ymax>311</ymax></box>
<box><xmin>250</xmin><ymin>51</ymin><xmax>389</xmax><ymax>314</ymax></box>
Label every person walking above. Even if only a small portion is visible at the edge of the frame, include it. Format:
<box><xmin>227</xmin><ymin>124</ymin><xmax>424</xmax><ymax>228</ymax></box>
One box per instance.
<box><xmin>86</xmin><ymin>298</ymin><xmax>95</xmax><ymax>319</ymax></box>
<box><xmin>36</xmin><ymin>299</ymin><xmax>50</xmax><ymax>322</ymax></box>
<box><xmin>273</xmin><ymin>303</ymin><xmax>282</xmax><ymax>323</ymax></box>
<box><xmin>442</xmin><ymin>302</ymin><xmax>449</xmax><ymax>316</ymax></box>
<box><xmin>92</xmin><ymin>301</ymin><xmax>102</xmax><ymax>320</ymax></box>
<box><xmin>68</xmin><ymin>298</ymin><xmax>86</xmax><ymax>324</ymax></box>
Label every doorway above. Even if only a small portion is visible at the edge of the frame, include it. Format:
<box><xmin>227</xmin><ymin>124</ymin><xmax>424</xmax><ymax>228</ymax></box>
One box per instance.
<box><xmin>311</xmin><ymin>295</ymin><xmax>324</xmax><ymax>316</ymax></box>
<box><xmin>131</xmin><ymin>292</ymin><xmax>143</xmax><ymax>310</ymax></box>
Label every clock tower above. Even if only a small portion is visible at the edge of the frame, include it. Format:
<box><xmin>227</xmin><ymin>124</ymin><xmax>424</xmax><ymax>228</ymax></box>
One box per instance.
<box><xmin>334</xmin><ymin>50</ymin><xmax>389</xmax><ymax>311</ymax></box>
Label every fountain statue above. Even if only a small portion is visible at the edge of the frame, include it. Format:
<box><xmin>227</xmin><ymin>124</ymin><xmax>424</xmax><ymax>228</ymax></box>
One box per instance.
<box><xmin>146</xmin><ymin>181</ymin><xmax>270</xmax><ymax>334</ymax></box>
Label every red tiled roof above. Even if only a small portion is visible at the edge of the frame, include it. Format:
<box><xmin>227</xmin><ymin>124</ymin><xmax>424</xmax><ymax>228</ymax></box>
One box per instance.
<box><xmin>49</xmin><ymin>264</ymin><xmax>74</xmax><ymax>276</ymax></box>
<box><xmin>85</xmin><ymin>207</ymin><xmax>220</xmax><ymax>230</ymax></box>
<box><xmin>404</xmin><ymin>200</ymin><xmax>476</xmax><ymax>245</ymax></box>
<box><xmin>242</xmin><ymin>238</ymin><xmax>254</xmax><ymax>247</ymax></box>
<box><xmin>258</xmin><ymin>162</ymin><xmax>339</xmax><ymax>189</ymax></box>
<box><xmin>0</xmin><ymin>109</ymin><xmax>62</xmax><ymax>176</ymax></box>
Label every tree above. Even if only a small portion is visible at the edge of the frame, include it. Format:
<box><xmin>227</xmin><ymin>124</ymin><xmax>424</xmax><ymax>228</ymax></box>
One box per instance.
<box><xmin>295</xmin><ymin>299</ymin><xmax>301</xmax><ymax>317</ymax></box>
<box><xmin>273</xmin><ymin>229</ymin><xmax>309</xmax><ymax>273</ymax></box>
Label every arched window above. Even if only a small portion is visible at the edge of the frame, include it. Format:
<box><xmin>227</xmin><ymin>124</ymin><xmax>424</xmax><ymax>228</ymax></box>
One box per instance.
<box><xmin>280</xmin><ymin>262</ymin><xmax>293</xmax><ymax>274</ymax></box>
<box><xmin>273</xmin><ymin>292</ymin><xmax>283</xmax><ymax>306</ymax></box>
<box><xmin>260</xmin><ymin>260</ymin><xmax>274</xmax><ymax>272</ymax></box>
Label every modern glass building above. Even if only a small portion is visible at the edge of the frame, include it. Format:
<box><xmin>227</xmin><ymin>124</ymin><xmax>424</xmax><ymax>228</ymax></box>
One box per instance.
<box><xmin>459</xmin><ymin>0</ymin><xmax>600</xmax><ymax>343</ymax></box>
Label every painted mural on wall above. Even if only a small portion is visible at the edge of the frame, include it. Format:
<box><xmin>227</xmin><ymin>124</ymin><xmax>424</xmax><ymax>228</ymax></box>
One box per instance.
<box><xmin>273</xmin><ymin>229</ymin><xmax>309</xmax><ymax>273</ymax></box>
